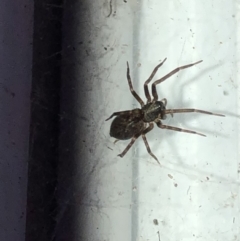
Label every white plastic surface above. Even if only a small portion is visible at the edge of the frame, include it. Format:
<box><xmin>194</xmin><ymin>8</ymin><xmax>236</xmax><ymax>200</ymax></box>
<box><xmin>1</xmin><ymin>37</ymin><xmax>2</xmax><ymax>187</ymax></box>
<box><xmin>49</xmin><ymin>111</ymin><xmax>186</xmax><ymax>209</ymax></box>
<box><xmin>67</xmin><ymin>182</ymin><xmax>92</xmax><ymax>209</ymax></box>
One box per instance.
<box><xmin>74</xmin><ymin>1</ymin><xmax>240</xmax><ymax>241</ymax></box>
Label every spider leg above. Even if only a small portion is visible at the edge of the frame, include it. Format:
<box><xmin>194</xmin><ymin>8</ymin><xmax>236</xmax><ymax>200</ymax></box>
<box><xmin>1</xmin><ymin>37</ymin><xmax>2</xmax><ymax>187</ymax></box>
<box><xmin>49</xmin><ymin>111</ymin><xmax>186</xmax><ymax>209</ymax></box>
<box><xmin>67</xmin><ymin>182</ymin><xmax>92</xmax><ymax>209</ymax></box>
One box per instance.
<box><xmin>126</xmin><ymin>62</ymin><xmax>144</xmax><ymax>107</ymax></box>
<box><xmin>118</xmin><ymin>131</ymin><xmax>142</xmax><ymax>158</ymax></box>
<box><xmin>142</xmin><ymin>123</ymin><xmax>160</xmax><ymax>164</ymax></box>
<box><xmin>164</xmin><ymin>108</ymin><xmax>225</xmax><ymax>117</ymax></box>
<box><xmin>144</xmin><ymin>58</ymin><xmax>167</xmax><ymax>103</ymax></box>
<box><xmin>151</xmin><ymin>60</ymin><xmax>203</xmax><ymax>101</ymax></box>
<box><xmin>105</xmin><ymin>110</ymin><xmax>134</xmax><ymax>121</ymax></box>
<box><xmin>156</xmin><ymin>120</ymin><xmax>206</xmax><ymax>137</ymax></box>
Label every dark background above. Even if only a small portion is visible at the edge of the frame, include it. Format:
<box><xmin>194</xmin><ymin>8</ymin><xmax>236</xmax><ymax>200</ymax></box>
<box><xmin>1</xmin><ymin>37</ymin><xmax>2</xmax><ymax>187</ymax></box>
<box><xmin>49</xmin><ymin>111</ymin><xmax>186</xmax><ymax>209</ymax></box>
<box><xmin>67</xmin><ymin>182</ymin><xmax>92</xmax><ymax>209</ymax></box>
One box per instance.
<box><xmin>26</xmin><ymin>1</ymin><xmax>88</xmax><ymax>241</ymax></box>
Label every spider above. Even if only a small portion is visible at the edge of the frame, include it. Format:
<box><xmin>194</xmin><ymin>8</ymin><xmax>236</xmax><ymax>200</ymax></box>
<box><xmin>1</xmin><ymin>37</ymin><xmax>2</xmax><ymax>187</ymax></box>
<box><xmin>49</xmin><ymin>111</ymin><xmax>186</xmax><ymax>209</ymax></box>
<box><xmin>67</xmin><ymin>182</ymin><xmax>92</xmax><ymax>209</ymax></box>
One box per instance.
<box><xmin>106</xmin><ymin>58</ymin><xmax>224</xmax><ymax>164</ymax></box>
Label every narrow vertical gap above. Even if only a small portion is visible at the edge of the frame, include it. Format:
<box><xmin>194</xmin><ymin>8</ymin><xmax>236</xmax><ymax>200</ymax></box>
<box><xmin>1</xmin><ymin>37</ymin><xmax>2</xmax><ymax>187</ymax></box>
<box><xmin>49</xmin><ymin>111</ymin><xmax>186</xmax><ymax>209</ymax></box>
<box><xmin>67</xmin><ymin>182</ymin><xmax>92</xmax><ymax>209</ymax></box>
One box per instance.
<box><xmin>132</xmin><ymin>2</ymin><xmax>142</xmax><ymax>240</ymax></box>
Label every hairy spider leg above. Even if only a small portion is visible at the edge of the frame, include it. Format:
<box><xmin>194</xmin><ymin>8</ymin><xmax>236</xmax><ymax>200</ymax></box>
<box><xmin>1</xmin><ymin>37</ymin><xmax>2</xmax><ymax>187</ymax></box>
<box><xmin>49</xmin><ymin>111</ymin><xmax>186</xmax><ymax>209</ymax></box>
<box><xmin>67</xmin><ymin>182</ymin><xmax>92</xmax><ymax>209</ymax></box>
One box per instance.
<box><xmin>144</xmin><ymin>58</ymin><xmax>167</xmax><ymax>103</ymax></box>
<box><xmin>156</xmin><ymin>120</ymin><xmax>206</xmax><ymax>137</ymax></box>
<box><xmin>118</xmin><ymin>131</ymin><xmax>142</xmax><ymax>158</ymax></box>
<box><xmin>164</xmin><ymin>108</ymin><xmax>225</xmax><ymax>117</ymax></box>
<box><xmin>105</xmin><ymin>110</ymin><xmax>134</xmax><ymax>121</ymax></box>
<box><xmin>118</xmin><ymin>123</ymin><xmax>159</xmax><ymax>161</ymax></box>
<box><xmin>152</xmin><ymin>60</ymin><xmax>203</xmax><ymax>101</ymax></box>
<box><xmin>126</xmin><ymin>62</ymin><xmax>144</xmax><ymax>107</ymax></box>
<box><xmin>141</xmin><ymin>123</ymin><xmax>160</xmax><ymax>164</ymax></box>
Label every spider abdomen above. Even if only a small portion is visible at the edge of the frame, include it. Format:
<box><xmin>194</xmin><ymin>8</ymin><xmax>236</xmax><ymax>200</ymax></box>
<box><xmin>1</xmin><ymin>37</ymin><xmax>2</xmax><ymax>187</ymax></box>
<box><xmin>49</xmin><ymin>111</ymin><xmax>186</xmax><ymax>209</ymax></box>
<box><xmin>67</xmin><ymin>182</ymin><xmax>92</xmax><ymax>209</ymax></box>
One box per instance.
<box><xmin>142</xmin><ymin>101</ymin><xmax>166</xmax><ymax>122</ymax></box>
<box><xmin>110</xmin><ymin>109</ymin><xmax>145</xmax><ymax>140</ymax></box>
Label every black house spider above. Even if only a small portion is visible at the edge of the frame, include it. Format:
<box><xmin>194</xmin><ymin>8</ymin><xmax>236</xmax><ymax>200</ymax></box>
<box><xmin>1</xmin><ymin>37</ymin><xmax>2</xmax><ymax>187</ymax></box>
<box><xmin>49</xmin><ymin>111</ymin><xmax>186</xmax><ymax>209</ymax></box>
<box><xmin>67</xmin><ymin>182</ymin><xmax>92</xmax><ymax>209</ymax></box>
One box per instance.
<box><xmin>106</xmin><ymin>58</ymin><xmax>224</xmax><ymax>164</ymax></box>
